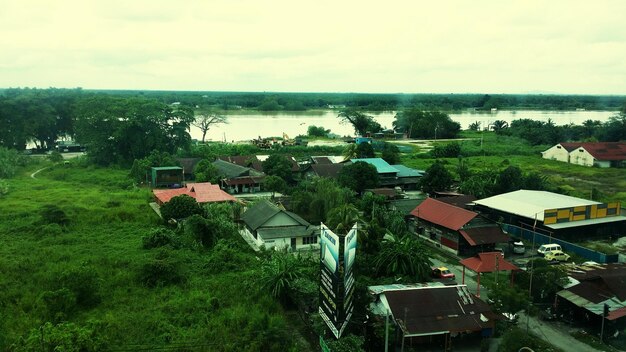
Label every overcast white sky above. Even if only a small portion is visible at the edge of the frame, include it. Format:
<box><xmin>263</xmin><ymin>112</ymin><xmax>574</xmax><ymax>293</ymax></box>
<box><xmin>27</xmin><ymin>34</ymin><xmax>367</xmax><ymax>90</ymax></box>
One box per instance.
<box><xmin>1</xmin><ymin>1</ymin><xmax>625</xmax><ymax>94</ymax></box>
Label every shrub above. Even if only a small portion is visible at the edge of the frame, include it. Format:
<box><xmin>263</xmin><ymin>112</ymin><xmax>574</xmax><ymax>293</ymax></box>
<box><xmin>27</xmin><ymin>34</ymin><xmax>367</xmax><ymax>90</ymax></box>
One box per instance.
<box><xmin>58</xmin><ymin>266</ymin><xmax>101</xmax><ymax>308</ymax></box>
<box><xmin>0</xmin><ymin>179</ymin><xmax>8</xmax><ymax>197</ymax></box>
<box><xmin>159</xmin><ymin>194</ymin><xmax>202</xmax><ymax>221</ymax></box>
<box><xmin>48</xmin><ymin>151</ymin><xmax>64</xmax><ymax>163</ymax></box>
<box><xmin>142</xmin><ymin>228</ymin><xmax>178</xmax><ymax>249</ymax></box>
<box><xmin>18</xmin><ymin>321</ymin><xmax>107</xmax><ymax>352</ymax></box>
<box><xmin>138</xmin><ymin>254</ymin><xmax>184</xmax><ymax>288</ymax></box>
<box><xmin>38</xmin><ymin>288</ymin><xmax>77</xmax><ymax>323</ymax></box>
<box><xmin>40</xmin><ymin>204</ymin><xmax>70</xmax><ymax>227</ymax></box>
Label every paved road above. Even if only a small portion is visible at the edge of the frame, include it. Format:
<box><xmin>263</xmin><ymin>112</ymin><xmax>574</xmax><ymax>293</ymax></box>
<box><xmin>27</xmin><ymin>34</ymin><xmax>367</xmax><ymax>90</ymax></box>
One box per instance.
<box><xmin>518</xmin><ymin>312</ymin><xmax>602</xmax><ymax>352</ymax></box>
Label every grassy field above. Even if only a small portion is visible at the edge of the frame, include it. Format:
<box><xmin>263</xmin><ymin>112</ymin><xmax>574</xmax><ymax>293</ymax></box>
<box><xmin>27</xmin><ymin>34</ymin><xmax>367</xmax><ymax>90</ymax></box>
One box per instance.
<box><xmin>0</xmin><ymin>159</ymin><xmax>307</xmax><ymax>351</ymax></box>
<box><xmin>400</xmin><ymin>132</ymin><xmax>626</xmax><ymax>204</ymax></box>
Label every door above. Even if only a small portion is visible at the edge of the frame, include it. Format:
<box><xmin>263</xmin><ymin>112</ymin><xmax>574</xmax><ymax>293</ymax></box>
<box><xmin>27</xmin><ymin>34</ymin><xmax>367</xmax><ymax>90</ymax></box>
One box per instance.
<box><xmin>291</xmin><ymin>238</ymin><xmax>297</xmax><ymax>251</ymax></box>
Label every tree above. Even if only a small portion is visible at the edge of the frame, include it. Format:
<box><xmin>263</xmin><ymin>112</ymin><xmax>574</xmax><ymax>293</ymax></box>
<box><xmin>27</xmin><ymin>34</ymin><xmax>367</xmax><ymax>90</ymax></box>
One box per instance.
<box><xmin>468</xmin><ymin>121</ymin><xmax>481</xmax><ymax>131</ymax></box>
<box><xmin>420</xmin><ymin>161</ymin><xmax>454</xmax><ymax>195</ymax></box>
<box><xmin>326</xmin><ymin>204</ymin><xmax>360</xmax><ymax>233</ymax></box>
<box><xmin>393</xmin><ymin>108</ymin><xmax>460</xmax><ymax>139</ymax></box>
<box><xmin>307</xmin><ymin>125</ymin><xmax>330</xmax><ymax>137</ymax></box>
<box><xmin>263</xmin><ymin>175</ymin><xmax>287</xmax><ymax>198</ymax></box>
<box><xmin>356</xmin><ymin>142</ymin><xmax>375</xmax><ymax>158</ymax></box>
<box><xmin>342</xmin><ymin>143</ymin><xmax>358</xmax><ymax>161</ymax></box>
<box><xmin>494</xmin><ymin>165</ymin><xmax>524</xmax><ymax>195</ymax></box>
<box><xmin>381</xmin><ymin>142</ymin><xmax>400</xmax><ymax>164</ymax></box>
<box><xmin>338</xmin><ymin>161</ymin><xmax>379</xmax><ymax>194</ymax></box>
<box><xmin>430</xmin><ymin>142</ymin><xmax>461</xmax><ymax>158</ymax></box>
<box><xmin>491</xmin><ymin>120</ymin><xmax>509</xmax><ymax>134</ymax></box>
<box><xmin>193</xmin><ymin>159</ymin><xmax>221</xmax><ymax>183</ymax></box>
<box><xmin>373</xmin><ymin>233</ymin><xmax>432</xmax><ymax>281</ymax></box>
<box><xmin>160</xmin><ymin>194</ymin><xmax>202</xmax><ymax>221</ymax></box>
<box><xmin>459</xmin><ymin>170</ymin><xmax>497</xmax><ymax>198</ymax></box>
<box><xmin>338</xmin><ymin>109</ymin><xmax>381</xmax><ymax>136</ymax></box>
<box><xmin>74</xmin><ymin>96</ymin><xmax>194</xmax><ymax>165</ymax></box>
<box><xmin>262</xmin><ymin>154</ymin><xmax>293</xmax><ymax>182</ymax></box>
<box><xmin>258</xmin><ymin>252</ymin><xmax>309</xmax><ymax>303</ymax></box>
<box><xmin>192</xmin><ymin>110</ymin><xmax>227</xmax><ymax>143</ymax></box>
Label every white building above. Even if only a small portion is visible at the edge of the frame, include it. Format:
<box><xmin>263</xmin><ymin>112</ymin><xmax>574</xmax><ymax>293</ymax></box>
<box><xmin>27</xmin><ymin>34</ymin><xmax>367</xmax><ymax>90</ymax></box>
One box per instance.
<box><xmin>542</xmin><ymin>142</ymin><xmax>626</xmax><ymax>168</ymax></box>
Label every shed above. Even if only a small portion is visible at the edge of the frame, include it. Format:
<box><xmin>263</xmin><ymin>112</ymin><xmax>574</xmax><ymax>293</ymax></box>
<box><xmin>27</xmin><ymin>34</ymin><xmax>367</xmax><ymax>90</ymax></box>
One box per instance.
<box><xmin>151</xmin><ymin>166</ymin><xmax>183</xmax><ymax>188</ymax></box>
<box><xmin>459</xmin><ymin>252</ymin><xmax>520</xmax><ymax>297</ymax></box>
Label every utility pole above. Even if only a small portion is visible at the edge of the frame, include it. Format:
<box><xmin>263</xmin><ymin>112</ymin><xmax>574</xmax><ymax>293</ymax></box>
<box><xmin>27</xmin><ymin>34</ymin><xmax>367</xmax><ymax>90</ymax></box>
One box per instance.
<box><xmin>601</xmin><ymin>303</ymin><xmax>608</xmax><ymax>343</ymax></box>
<box><xmin>384</xmin><ymin>309</ymin><xmax>390</xmax><ymax>352</ymax></box>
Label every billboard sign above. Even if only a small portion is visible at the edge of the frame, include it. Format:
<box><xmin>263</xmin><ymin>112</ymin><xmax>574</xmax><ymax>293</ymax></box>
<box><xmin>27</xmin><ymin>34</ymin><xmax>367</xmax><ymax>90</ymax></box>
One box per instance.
<box><xmin>319</xmin><ymin>223</ymin><xmax>358</xmax><ymax>339</ymax></box>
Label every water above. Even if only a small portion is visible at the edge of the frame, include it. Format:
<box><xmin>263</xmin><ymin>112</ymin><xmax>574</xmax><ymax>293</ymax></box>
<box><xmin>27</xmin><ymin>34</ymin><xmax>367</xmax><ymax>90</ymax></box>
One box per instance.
<box><xmin>191</xmin><ymin>110</ymin><xmax>618</xmax><ymax>142</ymax></box>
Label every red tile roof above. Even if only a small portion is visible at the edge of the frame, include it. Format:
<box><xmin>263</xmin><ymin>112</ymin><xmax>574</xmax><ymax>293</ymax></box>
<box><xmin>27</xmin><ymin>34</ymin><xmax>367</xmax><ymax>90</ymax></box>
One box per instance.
<box><xmin>153</xmin><ymin>182</ymin><xmax>237</xmax><ymax>204</ymax></box>
<box><xmin>560</xmin><ymin>142</ymin><xmax>626</xmax><ymax>161</ymax></box>
<box><xmin>460</xmin><ymin>252</ymin><xmax>520</xmax><ymax>273</ymax></box>
<box><xmin>410</xmin><ymin>198</ymin><xmax>477</xmax><ymax>231</ymax></box>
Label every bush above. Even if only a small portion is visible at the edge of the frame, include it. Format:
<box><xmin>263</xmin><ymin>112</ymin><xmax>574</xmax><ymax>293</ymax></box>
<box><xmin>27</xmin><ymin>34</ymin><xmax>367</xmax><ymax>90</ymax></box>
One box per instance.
<box><xmin>48</xmin><ymin>151</ymin><xmax>64</xmax><ymax>163</ymax></box>
<box><xmin>138</xmin><ymin>253</ymin><xmax>184</xmax><ymax>287</ymax></box>
<box><xmin>38</xmin><ymin>288</ymin><xmax>77</xmax><ymax>323</ymax></box>
<box><xmin>18</xmin><ymin>321</ymin><xmax>107</xmax><ymax>352</ymax></box>
<box><xmin>58</xmin><ymin>266</ymin><xmax>101</xmax><ymax>308</ymax></box>
<box><xmin>159</xmin><ymin>194</ymin><xmax>202</xmax><ymax>221</ymax></box>
<box><xmin>430</xmin><ymin>142</ymin><xmax>461</xmax><ymax>158</ymax></box>
<box><xmin>40</xmin><ymin>204</ymin><xmax>70</xmax><ymax>227</ymax></box>
<box><xmin>142</xmin><ymin>228</ymin><xmax>178</xmax><ymax>249</ymax></box>
<box><xmin>0</xmin><ymin>179</ymin><xmax>8</xmax><ymax>197</ymax></box>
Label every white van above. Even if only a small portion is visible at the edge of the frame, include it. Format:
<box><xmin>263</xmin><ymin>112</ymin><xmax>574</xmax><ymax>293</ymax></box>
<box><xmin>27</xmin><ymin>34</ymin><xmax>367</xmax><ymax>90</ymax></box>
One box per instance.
<box><xmin>537</xmin><ymin>244</ymin><xmax>562</xmax><ymax>256</ymax></box>
<box><xmin>512</xmin><ymin>241</ymin><xmax>526</xmax><ymax>254</ymax></box>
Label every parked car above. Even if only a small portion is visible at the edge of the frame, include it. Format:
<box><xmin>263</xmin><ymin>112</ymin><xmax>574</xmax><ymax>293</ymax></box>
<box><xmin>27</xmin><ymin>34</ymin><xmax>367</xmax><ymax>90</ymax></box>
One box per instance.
<box><xmin>512</xmin><ymin>241</ymin><xmax>526</xmax><ymax>254</ymax></box>
<box><xmin>544</xmin><ymin>250</ymin><xmax>570</xmax><ymax>262</ymax></box>
<box><xmin>432</xmin><ymin>266</ymin><xmax>455</xmax><ymax>279</ymax></box>
<box><xmin>537</xmin><ymin>243</ymin><xmax>562</xmax><ymax>257</ymax></box>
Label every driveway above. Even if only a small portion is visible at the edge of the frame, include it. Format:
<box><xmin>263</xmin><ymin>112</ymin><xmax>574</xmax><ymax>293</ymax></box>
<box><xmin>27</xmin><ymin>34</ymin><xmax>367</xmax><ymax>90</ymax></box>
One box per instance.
<box><xmin>518</xmin><ymin>312</ymin><xmax>603</xmax><ymax>352</ymax></box>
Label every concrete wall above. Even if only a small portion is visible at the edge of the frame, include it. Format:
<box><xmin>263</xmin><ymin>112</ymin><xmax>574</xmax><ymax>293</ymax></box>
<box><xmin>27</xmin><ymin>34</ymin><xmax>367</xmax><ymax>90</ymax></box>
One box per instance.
<box><xmin>569</xmin><ymin>147</ymin><xmax>595</xmax><ymax>167</ymax></box>
<box><xmin>542</xmin><ymin>144</ymin><xmax>570</xmax><ymax>163</ymax></box>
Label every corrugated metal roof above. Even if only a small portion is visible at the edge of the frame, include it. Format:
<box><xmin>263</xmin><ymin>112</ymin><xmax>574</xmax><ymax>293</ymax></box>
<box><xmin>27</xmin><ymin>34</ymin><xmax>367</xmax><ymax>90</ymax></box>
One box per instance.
<box><xmin>460</xmin><ymin>227</ymin><xmax>510</xmax><ymax>246</ymax></box>
<box><xmin>410</xmin><ymin>198</ymin><xmax>477</xmax><ymax>231</ymax></box>
<box><xmin>379</xmin><ymin>285</ymin><xmax>497</xmax><ymax>336</ymax></box>
<box><xmin>351</xmin><ymin>158</ymin><xmax>399</xmax><ymax>174</ymax></box>
<box><xmin>241</xmin><ymin>200</ymin><xmax>310</xmax><ymax>231</ymax></box>
<box><xmin>546</xmin><ymin>216</ymin><xmax>626</xmax><ymax>229</ymax></box>
<box><xmin>460</xmin><ymin>252</ymin><xmax>520</xmax><ymax>273</ymax></box>
<box><xmin>391</xmin><ymin>164</ymin><xmax>424</xmax><ymax>177</ymax></box>
<box><xmin>560</xmin><ymin>142</ymin><xmax>626</xmax><ymax>161</ymax></box>
<box><xmin>473</xmin><ymin>190</ymin><xmax>600</xmax><ymax>221</ymax></box>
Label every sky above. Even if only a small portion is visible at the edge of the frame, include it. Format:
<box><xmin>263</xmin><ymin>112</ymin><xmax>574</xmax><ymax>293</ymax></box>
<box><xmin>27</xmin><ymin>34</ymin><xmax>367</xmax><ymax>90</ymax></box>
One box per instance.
<box><xmin>1</xmin><ymin>0</ymin><xmax>625</xmax><ymax>94</ymax></box>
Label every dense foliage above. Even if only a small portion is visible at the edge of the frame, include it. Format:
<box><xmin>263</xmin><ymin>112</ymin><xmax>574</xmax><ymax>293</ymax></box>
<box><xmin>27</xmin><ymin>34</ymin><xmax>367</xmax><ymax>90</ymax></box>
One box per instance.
<box><xmin>393</xmin><ymin>109</ymin><xmax>461</xmax><ymax>139</ymax></box>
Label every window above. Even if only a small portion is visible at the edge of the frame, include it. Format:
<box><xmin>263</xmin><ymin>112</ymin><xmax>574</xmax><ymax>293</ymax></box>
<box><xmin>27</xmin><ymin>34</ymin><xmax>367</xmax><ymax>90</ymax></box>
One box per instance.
<box><xmin>557</xmin><ymin>146</ymin><xmax>561</xmax><ymax>149</ymax></box>
<box><xmin>303</xmin><ymin>236</ymin><xmax>318</xmax><ymax>245</ymax></box>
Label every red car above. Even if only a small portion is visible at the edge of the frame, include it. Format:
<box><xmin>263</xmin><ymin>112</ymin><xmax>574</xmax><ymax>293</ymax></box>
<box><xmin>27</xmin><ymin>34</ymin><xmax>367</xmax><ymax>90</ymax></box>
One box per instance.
<box><xmin>432</xmin><ymin>266</ymin><xmax>455</xmax><ymax>279</ymax></box>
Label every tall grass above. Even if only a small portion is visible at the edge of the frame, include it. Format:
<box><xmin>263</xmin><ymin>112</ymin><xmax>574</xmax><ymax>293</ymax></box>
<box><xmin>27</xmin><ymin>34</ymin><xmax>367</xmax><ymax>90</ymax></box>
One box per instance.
<box><xmin>0</xmin><ymin>161</ymin><xmax>305</xmax><ymax>351</ymax></box>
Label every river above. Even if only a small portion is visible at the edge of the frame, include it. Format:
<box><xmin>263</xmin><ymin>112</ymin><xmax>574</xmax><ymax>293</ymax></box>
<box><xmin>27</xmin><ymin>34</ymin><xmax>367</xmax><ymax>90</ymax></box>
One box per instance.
<box><xmin>191</xmin><ymin>110</ymin><xmax>618</xmax><ymax>142</ymax></box>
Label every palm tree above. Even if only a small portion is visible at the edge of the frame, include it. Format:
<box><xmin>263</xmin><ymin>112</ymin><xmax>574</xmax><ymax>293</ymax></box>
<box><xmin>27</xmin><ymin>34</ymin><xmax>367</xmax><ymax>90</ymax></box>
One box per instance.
<box><xmin>373</xmin><ymin>233</ymin><xmax>432</xmax><ymax>281</ymax></box>
<box><xmin>342</xmin><ymin>143</ymin><xmax>358</xmax><ymax>161</ymax></box>
<box><xmin>326</xmin><ymin>204</ymin><xmax>360</xmax><ymax>233</ymax></box>
<box><xmin>258</xmin><ymin>252</ymin><xmax>305</xmax><ymax>303</ymax></box>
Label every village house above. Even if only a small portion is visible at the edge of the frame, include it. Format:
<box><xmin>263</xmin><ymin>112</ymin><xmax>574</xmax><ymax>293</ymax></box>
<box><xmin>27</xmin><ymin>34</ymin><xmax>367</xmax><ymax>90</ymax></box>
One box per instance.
<box><xmin>212</xmin><ymin>159</ymin><xmax>265</xmax><ymax>194</ymax></box>
<box><xmin>411</xmin><ymin>198</ymin><xmax>510</xmax><ymax>256</ymax></box>
<box><xmin>368</xmin><ymin>283</ymin><xmax>500</xmax><ymax>349</ymax></box>
<box><xmin>152</xmin><ymin>182</ymin><xmax>237</xmax><ymax>205</ymax></box>
<box><xmin>240</xmin><ymin>200</ymin><xmax>318</xmax><ymax>251</ymax></box>
<box><xmin>542</xmin><ymin>142</ymin><xmax>626</xmax><ymax>168</ymax></box>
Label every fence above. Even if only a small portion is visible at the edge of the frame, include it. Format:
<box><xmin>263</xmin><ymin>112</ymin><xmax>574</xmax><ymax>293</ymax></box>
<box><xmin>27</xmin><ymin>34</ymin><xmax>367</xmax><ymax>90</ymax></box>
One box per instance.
<box><xmin>502</xmin><ymin>223</ymin><xmax>619</xmax><ymax>264</ymax></box>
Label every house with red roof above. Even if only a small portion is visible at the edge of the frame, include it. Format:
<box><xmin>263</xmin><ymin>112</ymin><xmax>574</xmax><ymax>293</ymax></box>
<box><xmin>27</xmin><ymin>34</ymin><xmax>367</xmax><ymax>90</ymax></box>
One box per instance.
<box><xmin>542</xmin><ymin>142</ymin><xmax>626</xmax><ymax>168</ymax></box>
<box><xmin>410</xmin><ymin>198</ymin><xmax>509</xmax><ymax>256</ymax></box>
<box><xmin>152</xmin><ymin>182</ymin><xmax>237</xmax><ymax>205</ymax></box>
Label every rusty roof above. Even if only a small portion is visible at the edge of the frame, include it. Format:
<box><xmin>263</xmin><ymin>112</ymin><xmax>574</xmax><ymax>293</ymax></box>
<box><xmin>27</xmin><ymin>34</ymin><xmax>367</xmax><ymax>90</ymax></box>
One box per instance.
<box><xmin>410</xmin><ymin>198</ymin><xmax>477</xmax><ymax>231</ymax></box>
<box><xmin>460</xmin><ymin>252</ymin><xmax>520</xmax><ymax>273</ymax></box>
<box><xmin>460</xmin><ymin>227</ymin><xmax>510</xmax><ymax>246</ymax></box>
<box><xmin>382</xmin><ymin>285</ymin><xmax>498</xmax><ymax>336</ymax></box>
<box><xmin>560</xmin><ymin>142</ymin><xmax>626</xmax><ymax>161</ymax></box>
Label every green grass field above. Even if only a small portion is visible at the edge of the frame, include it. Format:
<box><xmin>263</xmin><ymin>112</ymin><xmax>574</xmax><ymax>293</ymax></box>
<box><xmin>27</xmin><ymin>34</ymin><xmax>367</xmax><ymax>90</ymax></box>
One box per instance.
<box><xmin>401</xmin><ymin>132</ymin><xmax>626</xmax><ymax>204</ymax></box>
<box><xmin>0</xmin><ymin>159</ymin><xmax>306</xmax><ymax>351</ymax></box>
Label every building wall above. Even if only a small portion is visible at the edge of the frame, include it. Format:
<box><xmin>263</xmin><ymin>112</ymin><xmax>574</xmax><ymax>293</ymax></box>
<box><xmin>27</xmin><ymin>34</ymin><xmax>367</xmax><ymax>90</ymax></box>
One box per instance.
<box><xmin>542</xmin><ymin>144</ymin><xmax>570</xmax><ymax>163</ymax></box>
<box><xmin>569</xmin><ymin>148</ymin><xmax>595</xmax><ymax>167</ymax></box>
